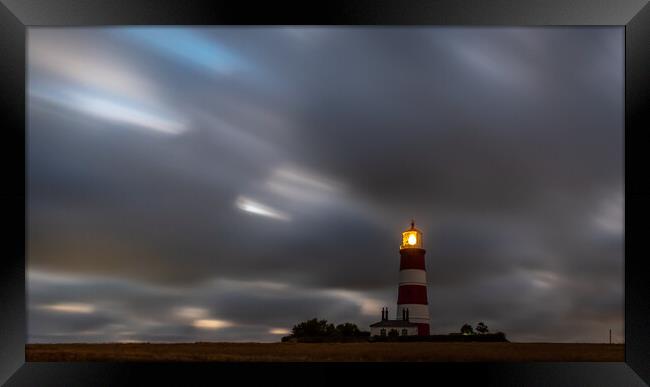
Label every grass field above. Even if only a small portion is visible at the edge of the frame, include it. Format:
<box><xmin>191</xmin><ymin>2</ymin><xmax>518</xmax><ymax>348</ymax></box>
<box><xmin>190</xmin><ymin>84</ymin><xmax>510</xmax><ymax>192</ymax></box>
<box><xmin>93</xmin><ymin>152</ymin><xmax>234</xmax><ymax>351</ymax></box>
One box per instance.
<box><xmin>26</xmin><ymin>342</ymin><xmax>624</xmax><ymax>362</ymax></box>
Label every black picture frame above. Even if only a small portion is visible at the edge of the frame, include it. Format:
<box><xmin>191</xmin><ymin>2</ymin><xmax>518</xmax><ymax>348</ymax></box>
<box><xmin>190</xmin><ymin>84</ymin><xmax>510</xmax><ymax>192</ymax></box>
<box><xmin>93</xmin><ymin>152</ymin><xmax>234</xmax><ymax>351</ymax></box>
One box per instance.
<box><xmin>1</xmin><ymin>1</ymin><xmax>648</xmax><ymax>385</ymax></box>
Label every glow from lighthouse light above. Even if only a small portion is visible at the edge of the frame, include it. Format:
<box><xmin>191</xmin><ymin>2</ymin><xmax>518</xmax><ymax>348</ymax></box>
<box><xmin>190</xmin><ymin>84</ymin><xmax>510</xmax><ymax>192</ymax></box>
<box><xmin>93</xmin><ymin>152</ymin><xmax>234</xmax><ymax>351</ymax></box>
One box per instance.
<box><xmin>407</xmin><ymin>234</ymin><xmax>417</xmax><ymax>245</ymax></box>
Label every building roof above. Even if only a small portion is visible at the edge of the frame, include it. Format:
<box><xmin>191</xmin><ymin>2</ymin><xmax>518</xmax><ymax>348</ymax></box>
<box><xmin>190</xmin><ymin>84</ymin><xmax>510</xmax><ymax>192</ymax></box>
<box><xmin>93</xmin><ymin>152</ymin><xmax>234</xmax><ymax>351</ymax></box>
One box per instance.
<box><xmin>369</xmin><ymin>320</ymin><xmax>419</xmax><ymax>328</ymax></box>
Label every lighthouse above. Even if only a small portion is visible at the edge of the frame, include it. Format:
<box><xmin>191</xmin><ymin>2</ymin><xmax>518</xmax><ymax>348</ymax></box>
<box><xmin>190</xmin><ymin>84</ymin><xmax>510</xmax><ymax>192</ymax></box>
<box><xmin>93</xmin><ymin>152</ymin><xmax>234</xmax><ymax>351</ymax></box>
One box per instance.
<box><xmin>370</xmin><ymin>220</ymin><xmax>431</xmax><ymax>337</ymax></box>
<box><xmin>396</xmin><ymin>220</ymin><xmax>431</xmax><ymax>335</ymax></box>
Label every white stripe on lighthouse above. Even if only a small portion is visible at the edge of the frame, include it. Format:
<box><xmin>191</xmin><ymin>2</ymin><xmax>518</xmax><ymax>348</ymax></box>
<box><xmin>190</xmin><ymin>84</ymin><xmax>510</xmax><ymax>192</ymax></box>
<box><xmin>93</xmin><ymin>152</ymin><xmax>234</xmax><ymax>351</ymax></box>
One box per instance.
<box><xmin>396</xmin><ymin>304</ymin><xmax>430</xmax><ymax>321</ymax></box>
<box><xmin>398</xmin><ymin>269</ymin><xmax>427</xmax><ymax>285</ymax></box>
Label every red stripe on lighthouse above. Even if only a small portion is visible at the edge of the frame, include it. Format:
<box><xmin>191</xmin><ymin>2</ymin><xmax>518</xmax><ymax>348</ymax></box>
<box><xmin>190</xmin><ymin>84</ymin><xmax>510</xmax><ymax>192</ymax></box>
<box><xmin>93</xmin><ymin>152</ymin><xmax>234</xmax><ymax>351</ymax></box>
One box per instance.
<box><xmin>399</xmin><ymin>251</ymin><xmax>426</xmax><ymax>270</ymax></box>
<box><xmin>397</xmin><ymin>284</ymin><xmax>428</xmax><ymax>305</ymax></box>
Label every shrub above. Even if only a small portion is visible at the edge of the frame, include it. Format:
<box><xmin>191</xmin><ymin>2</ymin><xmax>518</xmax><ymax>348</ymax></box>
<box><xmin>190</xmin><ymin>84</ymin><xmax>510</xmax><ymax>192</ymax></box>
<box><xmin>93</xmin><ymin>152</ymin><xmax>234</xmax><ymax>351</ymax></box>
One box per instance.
<box><xmin>460</xmin><ymin>323</ymin><xmax>475</xmax><ymax>335</ymax></box>
<box><xmin>476</xmin><ymin>322</ymin><xmax>489</xmax><ymax>334</ymax></box>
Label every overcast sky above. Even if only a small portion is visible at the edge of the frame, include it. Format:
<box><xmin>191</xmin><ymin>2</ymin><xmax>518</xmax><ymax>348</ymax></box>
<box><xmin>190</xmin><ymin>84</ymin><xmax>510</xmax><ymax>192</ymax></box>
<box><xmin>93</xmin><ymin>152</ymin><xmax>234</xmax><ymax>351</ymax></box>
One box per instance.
<box><xmin>27</xmin><ymin>27</ymin><xmax>623</xmax><ymax>343</ymax></box>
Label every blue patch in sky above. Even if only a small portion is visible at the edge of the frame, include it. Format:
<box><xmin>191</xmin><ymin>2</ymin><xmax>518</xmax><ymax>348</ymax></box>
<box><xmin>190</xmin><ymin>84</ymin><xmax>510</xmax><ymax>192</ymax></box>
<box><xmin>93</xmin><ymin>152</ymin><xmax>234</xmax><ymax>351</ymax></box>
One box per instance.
<box><xmin>113</xmin><ymin>28</ymin><xmax>245</xmax><ymax>74</ymax></box>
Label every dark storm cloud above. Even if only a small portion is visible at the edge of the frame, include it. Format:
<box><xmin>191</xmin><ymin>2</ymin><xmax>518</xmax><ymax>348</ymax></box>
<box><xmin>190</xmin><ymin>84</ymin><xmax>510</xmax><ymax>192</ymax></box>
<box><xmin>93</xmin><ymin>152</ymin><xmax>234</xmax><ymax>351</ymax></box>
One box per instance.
<box><xmin>27</xmin><ymin>27</ymin><xmax>623</xmax><ymax>343</ymax></box>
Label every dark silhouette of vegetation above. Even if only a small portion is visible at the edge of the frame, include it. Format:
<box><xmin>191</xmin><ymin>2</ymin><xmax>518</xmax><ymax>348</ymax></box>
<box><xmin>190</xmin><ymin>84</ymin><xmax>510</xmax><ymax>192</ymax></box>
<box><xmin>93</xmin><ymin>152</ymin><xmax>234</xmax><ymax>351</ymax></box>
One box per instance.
<box><xmin>460</xmin><ymin>323</ymin><xmax>475</xmax><ymax>335</ymax></box>
<box><xmin>476</xmin><ymin>322</ymin><xmax>489</xmax><ymax>334</ymax></box>
<box><xmin>290</xmin><ymin>318</ymin><xmax>335</xmax><ymax>337</ymax></box>
<box><xmin>336</xmin><ymin>322</ymin><xmax>363</xmax><ymax>337</ymax></box>
<box><xmin>282</xmin><ymin>318</ymin><xmax>370</xmax><ymax>342</ymax></box>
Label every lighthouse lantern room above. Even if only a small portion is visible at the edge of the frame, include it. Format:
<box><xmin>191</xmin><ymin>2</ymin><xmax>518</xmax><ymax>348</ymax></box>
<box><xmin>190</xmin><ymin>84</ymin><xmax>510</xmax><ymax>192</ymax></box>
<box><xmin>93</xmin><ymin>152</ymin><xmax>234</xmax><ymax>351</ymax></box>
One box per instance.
<box><xmin>400</xmin><ymin>220</ymin><xmax>423</xmax><ymax>250</ymax></box>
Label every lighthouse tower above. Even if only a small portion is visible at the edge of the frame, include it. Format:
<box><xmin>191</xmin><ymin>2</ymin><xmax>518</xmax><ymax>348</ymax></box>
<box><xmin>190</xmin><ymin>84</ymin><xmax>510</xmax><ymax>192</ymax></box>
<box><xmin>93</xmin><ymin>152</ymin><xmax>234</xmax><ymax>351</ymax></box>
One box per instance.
<box><xmin>396</xmin><ymin>220</ymin><xmax>431</xmax><ymax>335</ymax></box>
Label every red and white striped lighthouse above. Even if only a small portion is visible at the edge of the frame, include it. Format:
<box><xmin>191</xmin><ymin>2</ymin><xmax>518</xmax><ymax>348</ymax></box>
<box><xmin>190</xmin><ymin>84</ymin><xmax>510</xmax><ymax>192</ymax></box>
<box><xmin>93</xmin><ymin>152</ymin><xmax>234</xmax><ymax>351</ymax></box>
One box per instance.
<box><xmin>396</xmin><ymin>220</ymin><xmax>431</xmax><ymax>336</ymax></box>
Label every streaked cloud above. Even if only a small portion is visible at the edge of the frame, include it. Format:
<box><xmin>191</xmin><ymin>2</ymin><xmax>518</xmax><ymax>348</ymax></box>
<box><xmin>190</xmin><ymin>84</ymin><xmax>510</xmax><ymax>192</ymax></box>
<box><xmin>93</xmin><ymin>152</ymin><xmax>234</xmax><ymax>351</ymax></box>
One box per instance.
<box><xmin>235</xmin><ymin>196</ymin><xmax>291</xmax><ymax>221</ymax></box>
<box><xmin>192</xmin><ymin>319</ymin><xmax>235</xmax><ymax>330</ymax></box>
<box><xmin>28</xmin><ymin>28</ymin><xmax>187</xmax><ymax>136</ymax></box>
<box><xmin>593</xmin><ymin>191</ymin><xmax>624</xmax><ymax>235</ymax></box>
<box><xmin>174</xmin><ymin>307</ymin><xmax>209</xmax><ymax>320</ymax></box>
<box><xmin>324</xmin><ymin>289</ymin><xmax>384</xmax><ymax>317</ymax></box>
<box><xmin>115</xmin><ymin>28</ymin><xmax>245</xmax><ymax>75</ymax></box>
<box><xmin>28</xmin><ymin>31</ymin><xmax>158</xmax><ymax>102</ymax></box>
<box><xmin>39</xmin><ymin>303</ymin><xmax>95</xmax><ymax>314</ymax></box>
<box><xmin>266</xmin><ymin>165</ymin><xmax>343</xmax><ymax>204</ymax></box>
<box><xmin>42</xmin><ymin>91</ymin><xmax>186</xmax><ymax>135</ymax></box>
<box><xmin>527</xmin><ymin>269</ymin><xmax>562</xmax><ymax>290</ymax></box>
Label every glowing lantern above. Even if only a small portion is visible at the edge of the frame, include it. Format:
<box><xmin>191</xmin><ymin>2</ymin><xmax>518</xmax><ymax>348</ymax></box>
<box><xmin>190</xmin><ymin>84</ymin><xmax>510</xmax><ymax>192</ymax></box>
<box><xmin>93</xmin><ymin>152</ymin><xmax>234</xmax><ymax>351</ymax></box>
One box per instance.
<box><xmin>400</xmin><ymin>220</ymin><xmax>423</xmax><ymax>250</ymax></box>
<box><xmin>407</xmin><ymin>233</ymin><xmax>417</xmax><ymax>245</ymax></box>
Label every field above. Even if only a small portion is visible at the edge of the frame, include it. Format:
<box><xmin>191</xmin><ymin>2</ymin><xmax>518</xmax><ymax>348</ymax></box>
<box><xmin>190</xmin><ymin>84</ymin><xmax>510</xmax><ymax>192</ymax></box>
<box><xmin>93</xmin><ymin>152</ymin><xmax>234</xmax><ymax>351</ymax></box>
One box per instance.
<box><xmin>26</xmin><ymin>342</ymin><xmax>624</xmax><ymax>362</ymax></box>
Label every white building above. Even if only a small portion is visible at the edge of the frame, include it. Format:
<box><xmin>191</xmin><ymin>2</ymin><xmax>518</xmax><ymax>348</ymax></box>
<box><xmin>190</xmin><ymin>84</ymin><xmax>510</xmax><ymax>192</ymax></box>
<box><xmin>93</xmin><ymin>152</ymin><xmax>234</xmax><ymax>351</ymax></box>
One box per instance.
<box><xmin>370</xmin><ymin>307</ymin><xmax>419</xmax><ymax>337</ymax></box>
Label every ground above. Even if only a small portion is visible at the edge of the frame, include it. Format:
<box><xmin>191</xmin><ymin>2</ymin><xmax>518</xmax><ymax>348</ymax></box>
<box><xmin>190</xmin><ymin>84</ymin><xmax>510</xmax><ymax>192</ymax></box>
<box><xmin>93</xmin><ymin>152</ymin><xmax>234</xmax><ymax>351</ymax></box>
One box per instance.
<box><xmin>26</xmin><ymin>342</ymin><xmax>624</xmax><ymax>362</ymax></box>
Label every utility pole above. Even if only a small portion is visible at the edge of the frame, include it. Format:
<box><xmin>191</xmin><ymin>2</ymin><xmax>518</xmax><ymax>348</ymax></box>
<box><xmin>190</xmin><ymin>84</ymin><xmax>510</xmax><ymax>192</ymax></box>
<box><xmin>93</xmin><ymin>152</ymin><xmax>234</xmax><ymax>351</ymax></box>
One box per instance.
<box><xmin>609</xmin><ymin>329</ymin><xmax>612</xmax><ymax>344</ymax></box>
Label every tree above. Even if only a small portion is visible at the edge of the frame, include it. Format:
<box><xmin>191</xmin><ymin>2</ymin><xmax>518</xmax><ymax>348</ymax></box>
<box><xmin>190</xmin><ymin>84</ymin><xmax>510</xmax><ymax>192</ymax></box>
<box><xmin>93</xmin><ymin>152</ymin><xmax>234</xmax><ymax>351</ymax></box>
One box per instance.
<box><xmin>291</xmin><ymin>318</ymin><xmax>336</xmax><ymax>337</ymax></box>
<box><xmin>460</xmin><ymin>323</ymin><xmax>475</xmax><ymax>335</ymax></box>
<box><xmin>335</xmin><ymin>322</ymin><xmax>361</xmax><ymax>337</ymax></box>
<box><xmin>288</xmin><ymin>319</ymin><xmax>370</xmax><ymax>340</ymax></box>
<box><xmin>325</xmin><ymin>322</ymin><xmax>336</xmax><ymax>336</ymax></box>
<box><xmin>476</xmin><ymin>322</ymin><xmax>489</xmax><ymax>334</ymax></box>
